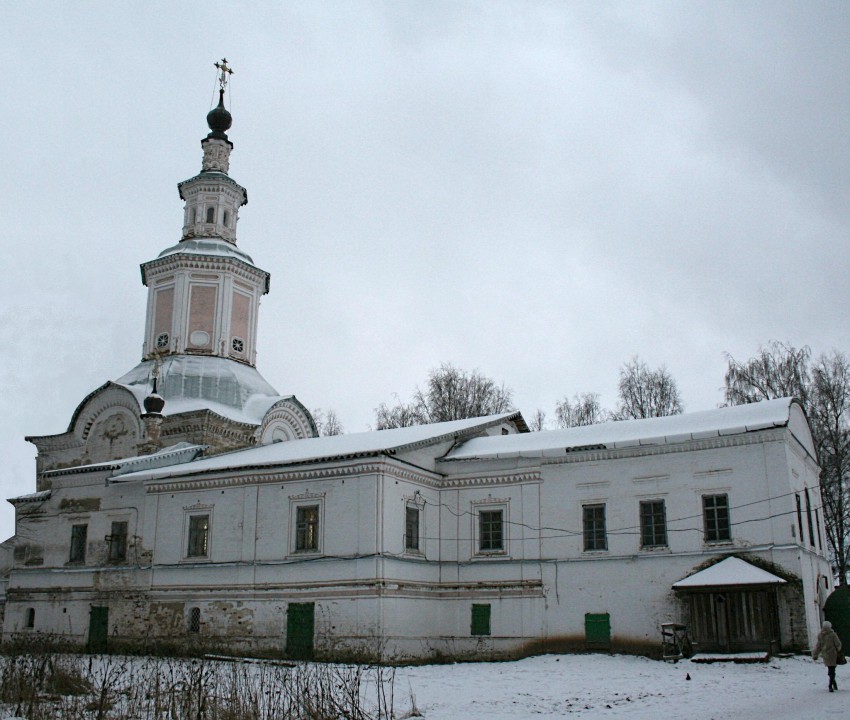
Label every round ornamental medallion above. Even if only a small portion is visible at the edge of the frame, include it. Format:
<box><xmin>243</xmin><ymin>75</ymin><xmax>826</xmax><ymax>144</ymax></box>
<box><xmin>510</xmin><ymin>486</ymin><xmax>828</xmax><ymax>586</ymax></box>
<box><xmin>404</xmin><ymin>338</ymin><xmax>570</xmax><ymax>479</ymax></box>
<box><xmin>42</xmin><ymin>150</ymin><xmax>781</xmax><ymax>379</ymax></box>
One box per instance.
<box><xmin>190</xmin><ymin>330</ymin><xmax>210</xmax><ymax>347</ymax></box>
<box><xmin>231</xmin><ymin>337</ymin><xmax>245</xmax><ymax>353</ymax></box>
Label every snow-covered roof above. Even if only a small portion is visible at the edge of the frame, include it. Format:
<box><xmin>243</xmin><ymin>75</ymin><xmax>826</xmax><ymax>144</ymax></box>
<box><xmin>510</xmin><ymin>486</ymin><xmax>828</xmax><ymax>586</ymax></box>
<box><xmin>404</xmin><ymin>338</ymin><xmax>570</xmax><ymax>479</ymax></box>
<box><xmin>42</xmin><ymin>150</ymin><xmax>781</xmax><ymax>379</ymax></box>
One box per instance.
<box><xmin>673</xmin><ymin>557</ymin><xmax>786</xmax><ymax>589</ymax></box>
<box><xmin>153</xmin><ymin>237</ymin><xmax>257</xmax><ymax>267</ymax></box>
<box><xmin>117</xmin><ymin>413</ymin><xmax>521</xmax><ymax>483</ymax></box>
<box><xmin>42</xmin><ymin>443</ymin><xmax>207</xmax><ymax>478</ymax></box>
<box><xmin>444</xmin><ymin>398</ymin><xmax>810</xmax><ymax>461</ymax></box>
<box><xmin>116</xmin><ymin>355</ymin><xmax>292</xmax><ymax>426</ymax></box>
<box><xmin>112</xmin><ymin>443</ymin><xmax>206</xmax><ymax>478</ymax></box>
<box><xmin>7</xmin><ymin>490</ymin><xmax>52</xmax><ymax>505</ymax></box>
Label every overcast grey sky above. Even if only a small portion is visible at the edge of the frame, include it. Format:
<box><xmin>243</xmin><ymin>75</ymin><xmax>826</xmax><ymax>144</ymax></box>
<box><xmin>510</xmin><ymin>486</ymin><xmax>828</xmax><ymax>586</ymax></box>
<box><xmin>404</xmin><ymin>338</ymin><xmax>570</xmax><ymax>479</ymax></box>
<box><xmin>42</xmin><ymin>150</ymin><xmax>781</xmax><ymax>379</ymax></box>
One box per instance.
<box><xmin>2</xmin><ymin>1</ymin><xmax>848</xmax><ymax>538</ymax></box>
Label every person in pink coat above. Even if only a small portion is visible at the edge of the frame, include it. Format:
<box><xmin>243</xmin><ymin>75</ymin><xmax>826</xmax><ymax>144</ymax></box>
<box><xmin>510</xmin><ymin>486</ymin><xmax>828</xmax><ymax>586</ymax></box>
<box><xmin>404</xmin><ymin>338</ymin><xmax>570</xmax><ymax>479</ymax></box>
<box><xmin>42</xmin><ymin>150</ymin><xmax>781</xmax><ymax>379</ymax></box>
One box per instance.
<box><xmin>813</xmin><ymin>620</ymin><xmax>843</xmax><ymax>692</ymax></box>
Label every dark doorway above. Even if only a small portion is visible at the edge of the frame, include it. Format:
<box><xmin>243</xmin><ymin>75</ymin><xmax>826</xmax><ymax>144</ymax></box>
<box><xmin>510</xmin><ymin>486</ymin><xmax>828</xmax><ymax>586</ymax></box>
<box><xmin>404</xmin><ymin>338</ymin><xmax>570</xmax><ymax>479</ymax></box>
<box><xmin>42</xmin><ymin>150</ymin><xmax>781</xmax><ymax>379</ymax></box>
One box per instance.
<box><xmin>286</xmin><ymin>602</ymin><xmax>315</xmax><ymax>659</ymax></box>
<box><xmin>88</xmin><ymin>606</ymin><xmax>109</xmax><ymax>652</ymax></box>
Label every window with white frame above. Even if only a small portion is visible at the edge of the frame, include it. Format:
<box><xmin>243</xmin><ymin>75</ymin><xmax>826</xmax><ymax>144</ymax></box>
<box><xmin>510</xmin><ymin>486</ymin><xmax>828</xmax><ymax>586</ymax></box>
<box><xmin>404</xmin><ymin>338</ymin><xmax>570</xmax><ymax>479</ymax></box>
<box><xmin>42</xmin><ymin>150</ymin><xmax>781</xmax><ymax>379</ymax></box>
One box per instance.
<box><xmin>472</xmin><ymin>498</ymin><xmax>509</xmax><ymax>556</ymax></box>
<box><xmin>702</xmin><ymin>494</ymin><xmax>731</xmax><ymax>543</ymax></box>
<box><xmin>583</xmin><ymin>504</ymin><xmax>607</xmax><ymax>551</ymax></box>
<box><xmin>405</xmin><ymin>505</ymin><xmax>421</xmax><ymax>551</ymax></box>
<box><xmin>296</xmin><ymin>506</ymin><xmax>319</xmax><ymax>551</ymax></box>
<box><xmin>479</xmin><ymin>510</ymin><xmax>504</xmax><ymax>552</ymax></box>
<box><xmin>183</xmin><ymin>506</ymin><xmax>213</xmax><ymax>560</ymax></box>
<box><xmin>187</xmin><ymin>514</ymin><xmax>210</xmax><ymax>557</ymax></box>
<box><xmin>290</xmin><ymin>493</ymin><xmax>324</xmax><ymax>555</ymax></box>
<box><xmin>639</xmin><ymin>499</ymin><xmax>667</xmax><ymax>548</ymax></box>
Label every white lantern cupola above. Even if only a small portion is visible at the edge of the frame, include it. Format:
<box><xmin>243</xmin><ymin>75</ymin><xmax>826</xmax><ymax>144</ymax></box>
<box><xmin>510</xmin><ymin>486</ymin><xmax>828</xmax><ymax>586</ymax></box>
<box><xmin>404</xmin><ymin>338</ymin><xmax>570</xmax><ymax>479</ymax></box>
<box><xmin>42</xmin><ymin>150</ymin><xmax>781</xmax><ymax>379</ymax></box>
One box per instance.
<box><xmin>139</xmin><ymin>60</ymin><xmax>269</xmax><ymax>367</ymax></box>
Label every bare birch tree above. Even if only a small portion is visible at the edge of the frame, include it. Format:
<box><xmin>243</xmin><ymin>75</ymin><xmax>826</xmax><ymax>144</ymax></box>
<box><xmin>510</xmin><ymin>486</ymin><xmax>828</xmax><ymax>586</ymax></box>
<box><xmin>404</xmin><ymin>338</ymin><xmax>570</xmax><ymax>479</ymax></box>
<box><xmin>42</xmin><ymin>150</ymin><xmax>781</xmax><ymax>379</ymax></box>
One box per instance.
<box><xmin>555</xmin><ymin>392</ymin><xmax>608</xmax><ymax>427</ymax></box>
<box><xmin>528</xmin><ymin>409</ymin><xmax>547</xmax><ymax>432</ymax></box>
<box><xmin>809</xmin><ymin>352</ymin><xmax>850</xmax><ymax>585</ymax></box>
<box><xmin>723</xmin><ymin>342</ymin><xmax>850</xmax><ymax>585</ymax></box>
<box><xmin>374</xmin><ymin>363</ymin><xmax>514</xmax><ymax>429</ymax></box>
<box><xmin>313</xmin><ymin>408</ymin><xmax>345</xmax><ymax>436</ymax></box>
<box><xmin>614</xmin><ymin>357</ymin><xmax>683</xmax><ymax>420</ymax></box>
<box><xmin>374</xmin><ymin>398</ymin><xmax>422</xmax><ymax>430</ymax></box>
<box><xmin>724</xmin><ymin>341</ymin><xmax>811</xmax><ymax>406</ymax></box>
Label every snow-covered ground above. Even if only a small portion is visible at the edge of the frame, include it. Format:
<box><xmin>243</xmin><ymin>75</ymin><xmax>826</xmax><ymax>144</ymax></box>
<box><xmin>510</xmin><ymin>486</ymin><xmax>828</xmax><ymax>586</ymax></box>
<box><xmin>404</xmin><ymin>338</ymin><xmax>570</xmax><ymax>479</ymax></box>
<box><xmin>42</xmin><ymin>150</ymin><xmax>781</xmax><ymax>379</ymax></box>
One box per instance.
<box><xmin>392</xmin><ymin>654</ymin><xmax>845</xmax><ymax>719</ymax></box>
<box><xmin>1</xmin><ymin>652</ymin><xmax>844</xmax><ymax>719</ymax></box>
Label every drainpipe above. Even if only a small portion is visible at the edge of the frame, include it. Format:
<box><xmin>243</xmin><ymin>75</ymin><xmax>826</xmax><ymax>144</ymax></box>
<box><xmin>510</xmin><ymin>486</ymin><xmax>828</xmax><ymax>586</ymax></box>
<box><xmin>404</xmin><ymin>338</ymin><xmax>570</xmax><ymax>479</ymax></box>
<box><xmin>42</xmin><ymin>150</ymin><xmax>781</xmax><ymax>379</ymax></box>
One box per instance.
<box><xmin>376</xmin><ymin>462</ymin><xmax>385</xmax><ymax>650</ymax></box>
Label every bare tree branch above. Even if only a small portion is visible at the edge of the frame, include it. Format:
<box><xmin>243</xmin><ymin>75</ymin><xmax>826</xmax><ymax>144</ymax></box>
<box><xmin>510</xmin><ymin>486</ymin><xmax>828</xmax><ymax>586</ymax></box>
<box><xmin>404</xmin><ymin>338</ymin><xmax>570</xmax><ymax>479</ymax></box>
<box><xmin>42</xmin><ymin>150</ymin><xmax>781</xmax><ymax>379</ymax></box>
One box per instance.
<box><xmin>555</xmin><ymin>393</ymin><xmax>607</xmax><ymax>428</ymax></box>
<box><xmin>614</xmin><ymin>357</ymin><xmax>683</xmax><ymax>420</ymax></box>
<box><xmin>723</xmin><ymin>342</ymin><xmax>850</xmax><ymax>585</ymax></box>
<box><xmin>374</xmin><ymin>364</ymin><xmax>514</xmax><ymax>429</ymax></box>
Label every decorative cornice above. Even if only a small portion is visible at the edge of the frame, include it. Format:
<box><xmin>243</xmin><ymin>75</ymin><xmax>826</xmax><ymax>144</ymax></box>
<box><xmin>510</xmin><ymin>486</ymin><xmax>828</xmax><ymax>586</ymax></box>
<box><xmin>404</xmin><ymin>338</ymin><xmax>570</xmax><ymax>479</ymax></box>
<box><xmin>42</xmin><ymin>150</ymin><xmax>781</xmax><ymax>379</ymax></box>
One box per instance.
<box><xmin>145</xmin><ymin>457</ymin><xmax>445</xmax><ymax>494</ymax></box>
<box><xmin>142</xmin><ymin>255</ymin><xmax>268</xmax><ymax>287</ymax></box>
<box><xmin>441</xmin><ymin>471</ymin><xmax>542</xmax><ymax>489</ymax></box>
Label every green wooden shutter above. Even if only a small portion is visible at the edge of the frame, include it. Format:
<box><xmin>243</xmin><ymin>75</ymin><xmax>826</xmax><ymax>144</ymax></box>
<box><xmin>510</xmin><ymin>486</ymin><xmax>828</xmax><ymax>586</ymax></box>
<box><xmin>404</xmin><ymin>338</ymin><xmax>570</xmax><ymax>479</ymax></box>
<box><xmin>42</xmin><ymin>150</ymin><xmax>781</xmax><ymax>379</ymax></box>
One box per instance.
<box><xmin>286</xmin><ymin>602</ymin><xmax>315</xmax><ymax>659</ymax></box>
<box><xmin>471</xmin><ymin>604</ymin><xmax>491</xmax><ymax>636</ymax></box>
<box><xmin>585</xmin><ymin>612</ymin><xmax>611</xmax><ymax>649</ymax></box>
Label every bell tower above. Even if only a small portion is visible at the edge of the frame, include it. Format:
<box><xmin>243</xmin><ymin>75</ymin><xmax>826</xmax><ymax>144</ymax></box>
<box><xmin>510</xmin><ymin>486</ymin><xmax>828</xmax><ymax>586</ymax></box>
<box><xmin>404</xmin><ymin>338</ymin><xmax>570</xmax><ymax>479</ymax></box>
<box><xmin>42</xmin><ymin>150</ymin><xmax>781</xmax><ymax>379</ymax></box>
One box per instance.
<box><xmin>139</xmin><ymin>59</ymin><xmax>269</xmax><ymax>366</ymax></box>
<box><xmin>26</xmin><ymin>60</ymin><xmax>318</xmax><ymax>473</ymax></box>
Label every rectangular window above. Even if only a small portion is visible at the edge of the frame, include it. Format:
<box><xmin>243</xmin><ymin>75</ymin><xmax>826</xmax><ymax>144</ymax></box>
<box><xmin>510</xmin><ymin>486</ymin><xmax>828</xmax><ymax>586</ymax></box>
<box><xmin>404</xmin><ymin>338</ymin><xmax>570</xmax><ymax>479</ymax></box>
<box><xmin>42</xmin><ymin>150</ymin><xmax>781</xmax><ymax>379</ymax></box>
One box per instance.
<box><xmin>479</xmin><ymin>510</ymin><xmax>504</xmax><ymax>552</ymax></box>
<box><xmin>583</xmin><ymin>504</ymin><xmax>607</xmax><ymax>551</ymax></box>
<box><xmin>805</xmin><ymin>488</ymin><xmax>815</xmax><ymax>546</ymax></box>
<box><xmin>108</xmin><ymin>521</ymin><xmax>128</xmax><ymax>562</ymax></box>
<box><xmin>640</xmin><ymin>500</ymin><xmax>667</xmax><ymax>548</ymax></box>
<box><xmin>296</xmin><ymin>505</ymin><xmax>319</xmax><ymax>552</ymax></box>
<box><xmin>471</xmin><ymin>603</ymin><xmax>491</xmax><ymax>636</ymax></box>
<box><xmin>187</xmin><ymin>514</ymin><xmax>210</xmax><ymax>557</ymax></box>
<box><xmin>703</xmin><ymin>494</ymin><xmax>731</xmax><ymax>543</ymax></box>
<box><xmin>405</xmin><ymin>506</ymin><xmax>420</xmax><ymax>551</ymax></box>
<box><xmin>69</xmin><ymin>524</ymin><xmax>87</xmax><ymax>563</ymax></box>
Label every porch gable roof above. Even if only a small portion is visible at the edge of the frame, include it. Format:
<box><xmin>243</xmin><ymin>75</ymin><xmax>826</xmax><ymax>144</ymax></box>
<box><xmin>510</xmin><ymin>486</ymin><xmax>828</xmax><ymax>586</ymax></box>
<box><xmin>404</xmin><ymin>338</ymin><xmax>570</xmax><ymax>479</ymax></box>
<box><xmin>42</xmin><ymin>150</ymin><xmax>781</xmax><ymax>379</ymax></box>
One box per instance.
<box><xmin>673</xmin><ymin>557</ymin><xmax>787</xmax><ymax>589</ymax></box>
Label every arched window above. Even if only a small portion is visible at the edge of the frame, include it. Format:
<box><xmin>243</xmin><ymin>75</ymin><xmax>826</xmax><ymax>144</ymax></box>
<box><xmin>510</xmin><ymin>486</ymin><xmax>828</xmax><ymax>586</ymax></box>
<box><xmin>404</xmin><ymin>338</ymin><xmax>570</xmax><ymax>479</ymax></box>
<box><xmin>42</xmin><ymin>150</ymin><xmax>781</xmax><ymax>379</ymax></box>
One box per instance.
<box><xmin>223</xmin><ymin>210</ymin><xmax>229</xmax><ymax>227</ymax></box>
<box><xmin>190</xmin><ymin>208</ymin><xmax>197</xmax><ymax>224</ymax></box>
<box><xmin>206</xmin><ymin>207</ymin><xmax>215</xmax><ymax>223</ymax></box>
<box><xmin>25</xmin><ymin>607</ymin><xmax>35</xmax><ymax>628</ymax></box>
<box><xmin>188</xmin><ymin>607</ymin><xmax>201</xmax><ymax>633</ymax></box>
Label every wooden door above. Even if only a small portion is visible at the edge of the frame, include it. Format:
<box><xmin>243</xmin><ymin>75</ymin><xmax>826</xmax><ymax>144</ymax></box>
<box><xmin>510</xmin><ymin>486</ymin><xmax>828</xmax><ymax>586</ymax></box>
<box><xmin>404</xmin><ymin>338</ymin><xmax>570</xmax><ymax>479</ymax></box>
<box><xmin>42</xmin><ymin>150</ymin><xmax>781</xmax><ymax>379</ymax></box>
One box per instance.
<box><xmin>88</xmin><ymin>606</ymin><xmax>109</xmax><ymax>652</ymax></box>
<box><xmin>286</xmin><ymin>602</ymin><xmax>315</xmax><ymax>659</ymax></box>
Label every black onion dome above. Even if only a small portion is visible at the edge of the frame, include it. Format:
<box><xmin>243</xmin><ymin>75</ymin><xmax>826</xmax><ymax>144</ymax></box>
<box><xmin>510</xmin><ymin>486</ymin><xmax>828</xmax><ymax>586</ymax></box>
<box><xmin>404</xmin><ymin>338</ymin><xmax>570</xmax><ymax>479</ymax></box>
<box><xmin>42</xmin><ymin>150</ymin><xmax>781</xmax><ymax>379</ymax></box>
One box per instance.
<box><xmin>143</xmin><ymin>392</ymin><xmax>165</xmax><ymax>415</ymax></box>
<box><xmin>206</xmin><ymin>90</ymin><xmax>232</xmax><ymax>139</ymax></box>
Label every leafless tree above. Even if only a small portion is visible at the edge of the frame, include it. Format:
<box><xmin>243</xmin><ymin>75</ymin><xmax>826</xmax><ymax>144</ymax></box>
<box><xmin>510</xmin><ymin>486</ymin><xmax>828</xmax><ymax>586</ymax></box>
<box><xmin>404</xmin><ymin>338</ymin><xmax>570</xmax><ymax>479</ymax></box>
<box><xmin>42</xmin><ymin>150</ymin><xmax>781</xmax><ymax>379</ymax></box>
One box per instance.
<box><xmin>809</xmin><ymin>352</ymin><xmax>850</xmax><ymax>585</ymax></box>
<box><xmin>723</xmin><ymin>342</ymin><xmax>850</xmax><ymax>585</ymax></box>
<box><xmin>374</xmin><ymin>398</ymin><xmax>421</xmax><ymax>430</ymax></box>
<box><xmin>555</xmin><ymin>392</ymin><xmax>608</xmax><ymax>427</ymax></box>
<box><xmin>313</xmin><ymin>408</ymin><xmax>345</xmax><ymax>436</ymax></box>
<box><xmin>374</xmin><ymin>363</ymin><xmax>514</xmax><ymax>429</ymax></box>
<box><xmin>614</xmin><ymin>357</ymin><xmax>683</xmax><ymax>420</ymax></box>
<box><xmin>528</xmin><ymin>408</ymin><xmax>547</xmax><ymax>432</ymax></box>
<box><xmin>724</xmin><ymin>341</ymin><xmax>811</xmax><ymax>406</ymax></box>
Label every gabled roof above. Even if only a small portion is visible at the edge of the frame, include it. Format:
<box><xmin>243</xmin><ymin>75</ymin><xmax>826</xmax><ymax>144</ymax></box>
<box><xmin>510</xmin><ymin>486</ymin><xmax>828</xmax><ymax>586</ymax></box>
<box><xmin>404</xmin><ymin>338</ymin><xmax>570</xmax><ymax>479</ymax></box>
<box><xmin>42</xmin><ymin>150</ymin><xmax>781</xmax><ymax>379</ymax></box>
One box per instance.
<box><xmin>673</xmin><ymin>557</ymin><xmax>786</xmax><ymax>589</ymax></box>
<box><xmin>117</xmin><ymin>412</ymin><xmax>522</xmax><ymax>483</ymax></box>
<box><xmin>444</xmin><ymin>398</ymin><xmax>813</xmax><ymax>461</ymax></box>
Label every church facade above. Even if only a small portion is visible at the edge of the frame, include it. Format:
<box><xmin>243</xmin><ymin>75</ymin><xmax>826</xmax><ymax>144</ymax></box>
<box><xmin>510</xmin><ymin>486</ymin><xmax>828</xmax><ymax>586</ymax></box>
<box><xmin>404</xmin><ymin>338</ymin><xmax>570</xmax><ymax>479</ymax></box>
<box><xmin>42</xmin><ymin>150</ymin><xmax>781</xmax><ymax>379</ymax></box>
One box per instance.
<box><xmin>2</xmin><ymin>71</ymin><xmax>832</xmax><ymax>661</ymax></box>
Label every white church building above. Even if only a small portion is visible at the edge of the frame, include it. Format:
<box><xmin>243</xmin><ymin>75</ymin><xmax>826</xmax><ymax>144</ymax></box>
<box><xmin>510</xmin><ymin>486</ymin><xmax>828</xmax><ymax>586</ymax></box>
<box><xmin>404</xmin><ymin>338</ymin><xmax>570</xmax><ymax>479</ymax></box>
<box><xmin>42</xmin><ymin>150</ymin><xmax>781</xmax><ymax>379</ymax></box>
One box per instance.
<box><xmin>2</xmin><ymin>69</ymin><xmax>832</xmax><ymax>661</ymax></box>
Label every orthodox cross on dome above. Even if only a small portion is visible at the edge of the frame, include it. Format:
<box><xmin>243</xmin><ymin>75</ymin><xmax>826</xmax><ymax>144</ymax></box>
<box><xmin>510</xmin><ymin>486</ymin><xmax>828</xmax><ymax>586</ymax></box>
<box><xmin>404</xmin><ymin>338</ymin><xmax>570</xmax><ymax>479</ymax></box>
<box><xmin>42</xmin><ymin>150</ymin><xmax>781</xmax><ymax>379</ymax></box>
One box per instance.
<box><xmin>215</xmin><ymin>58</ymin><xmax>234</xmax><ymax>92</ymax></box>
